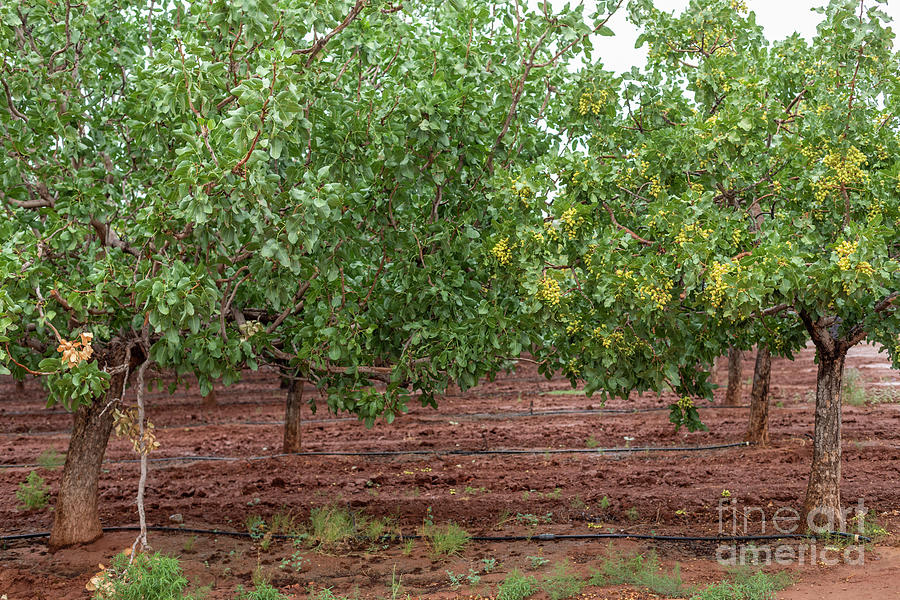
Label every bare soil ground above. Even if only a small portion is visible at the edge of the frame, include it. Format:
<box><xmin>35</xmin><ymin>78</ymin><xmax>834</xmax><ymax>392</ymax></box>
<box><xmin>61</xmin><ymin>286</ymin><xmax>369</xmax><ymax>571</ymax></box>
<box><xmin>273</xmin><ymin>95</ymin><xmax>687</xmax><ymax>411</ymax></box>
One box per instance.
<box><xmin>1</xmin><ymin>343</ymin><xmax>899</xmax><ymax>599</ymax></box>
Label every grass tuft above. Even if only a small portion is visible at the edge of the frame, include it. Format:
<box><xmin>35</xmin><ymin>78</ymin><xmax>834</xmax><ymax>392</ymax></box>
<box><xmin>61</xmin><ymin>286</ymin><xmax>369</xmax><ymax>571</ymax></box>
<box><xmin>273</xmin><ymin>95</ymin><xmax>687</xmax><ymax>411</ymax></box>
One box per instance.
<box><xmin>541</xmin><ymin>561</ymin><xmax>584</xmax><ymax>600</ymax></box>
<box><xmin>690</xmin><ymin>569</ymin><xmax>790</xmax><ymax>600</ymax></box>
<box><xmin>424</xmin><ymin>521</ymin><xmax>470</xmax><ymax>556</ymax></box>
<box><xmin>497</xmin><ymin>569</ymin><xmax>538</xmax><ymax>600</ymax></box>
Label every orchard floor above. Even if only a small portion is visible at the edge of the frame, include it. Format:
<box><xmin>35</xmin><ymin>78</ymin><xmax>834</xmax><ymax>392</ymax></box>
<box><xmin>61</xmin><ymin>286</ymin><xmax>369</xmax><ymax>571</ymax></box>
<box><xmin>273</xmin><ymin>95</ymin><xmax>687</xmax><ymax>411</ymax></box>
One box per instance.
<box><xmin>1</xmin><ymin>343</ymin><xmax>899</xmax><ymax>599</ymax></box>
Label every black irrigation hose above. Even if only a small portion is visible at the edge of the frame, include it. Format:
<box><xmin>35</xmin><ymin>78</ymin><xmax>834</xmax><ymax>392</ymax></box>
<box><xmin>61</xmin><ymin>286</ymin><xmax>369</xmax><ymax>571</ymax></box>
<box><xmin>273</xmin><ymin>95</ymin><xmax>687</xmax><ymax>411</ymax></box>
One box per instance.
<box><xmin>0</xmin><ymin>405</ymin><xmax>755</xmax><ymax>437</ymax></box>
<box><xmin>0</xmin><ymin>525</ymin><xmax>870</xmax><ymax>545</ymax></box>
<box><xmin>0</xmin><ymin>442</ymin><xmax>751</xmax><ymax>469</ymax></box>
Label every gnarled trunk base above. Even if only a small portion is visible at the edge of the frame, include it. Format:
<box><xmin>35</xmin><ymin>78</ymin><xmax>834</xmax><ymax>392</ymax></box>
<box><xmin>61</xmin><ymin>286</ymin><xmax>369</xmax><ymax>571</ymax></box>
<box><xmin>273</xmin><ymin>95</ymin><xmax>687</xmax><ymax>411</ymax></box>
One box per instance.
<box><xmin>48</xmin><ymin>389</ymin><xmax>119</xmax><ymax>550</ymax></box>
<box><xmin>802</xmin><ymin>351</ymin><xmax>846</xmax><ymax>531</ymax></box>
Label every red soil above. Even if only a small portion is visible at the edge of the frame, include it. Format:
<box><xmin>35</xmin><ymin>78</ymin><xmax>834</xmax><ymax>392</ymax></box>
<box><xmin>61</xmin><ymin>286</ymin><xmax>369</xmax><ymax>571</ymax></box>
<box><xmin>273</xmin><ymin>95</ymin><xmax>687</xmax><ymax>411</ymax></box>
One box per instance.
<box><xmin>1</xmin><ymin>343</ymin><xmax>899</xmax><ymax>599</ymax></box>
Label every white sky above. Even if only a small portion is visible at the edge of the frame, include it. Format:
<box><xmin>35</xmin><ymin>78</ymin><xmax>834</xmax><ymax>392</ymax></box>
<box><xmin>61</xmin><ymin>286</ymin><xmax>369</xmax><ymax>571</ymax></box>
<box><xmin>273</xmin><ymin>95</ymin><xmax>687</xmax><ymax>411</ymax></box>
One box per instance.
<box><xmin>547</xmin><ymin>0</ymin><xmax>900</xmax><ymax>73</ymax></box>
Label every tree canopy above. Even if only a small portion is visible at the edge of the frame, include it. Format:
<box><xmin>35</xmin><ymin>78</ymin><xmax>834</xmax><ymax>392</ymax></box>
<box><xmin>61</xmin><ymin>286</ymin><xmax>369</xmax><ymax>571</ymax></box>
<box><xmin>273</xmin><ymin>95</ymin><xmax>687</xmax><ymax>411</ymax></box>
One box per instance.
<box><xmin>1</xmin><ymin>0</ymin><xmax>620</xmax><ymax>424</ymax></box>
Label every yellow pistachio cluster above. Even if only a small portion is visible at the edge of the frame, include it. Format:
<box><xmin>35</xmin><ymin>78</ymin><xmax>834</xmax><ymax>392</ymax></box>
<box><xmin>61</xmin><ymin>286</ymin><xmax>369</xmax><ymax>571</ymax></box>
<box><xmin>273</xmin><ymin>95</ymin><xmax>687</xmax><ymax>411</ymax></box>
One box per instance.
<box><xmin>674</xmin><ymin>222</ymin><xmax>712</xmax><ymax>246</ymax></box>
<box><xmin>537</xmin><ymin>277</ymin><xmax>562</xmax><ymax>307</ymax></box>
<box><xmin>676</xmin><ymin>395</ymin><xmax>694</xmax><ymax>411</ymax></box>
<box><xmin>856</xmin><ymin>261</ymin><xmax>875</xmax><ymax>277</ymax></box>
<box><xmin>823</xmin><ymin>146</ymin><xmax>869</xmax><ymax>185</ymax></box>
<box><xmin>706</xmin><ymin>261</ymin><xmax>731</xmax><ymax>308</ymax></box>
<box><xmin>638</xmin><ymin>280</ymin><xmax>673</xmax><ymax>311</ymax></box>
<box><xmin>835</xmin><ymin>239</ymin><xmax>858</xmax><ymax>271</ymax></box>
<box><xmin>578</xmin><ymin>89</ymin><xmax>609</xmax><ymax>116</ymax></box>
<box><xmin>565</xmin><ymin>316</ymin><xmax>583</xmax><ymax>336</ymax></box>
<box><xmin>492</xmin><ymin>237</ymin><xmax>513</xmax><ymax>266</ymax></box>
<box><xmin>690</xmin><ymin>181</ymin><xmax>705</xmax><ymax>195</ymax></box>
<box><xmin>512</xmin><ymin>178</ymin><xmax>533</xmax><ymax>205</ymax></box>
<box><xmin>560</xmin><ymin>207</ymin><xmax>585</xmax><ymax>237</ymax></box>
<box><xmin>648</xmin><ymin>175</ymin><xmax>663</xmax><ymax>198</ymax></box>
<box><xmin>57</xmin><ymin>332</ymin><xmax>94</xmax><ymax>368</ymax></box>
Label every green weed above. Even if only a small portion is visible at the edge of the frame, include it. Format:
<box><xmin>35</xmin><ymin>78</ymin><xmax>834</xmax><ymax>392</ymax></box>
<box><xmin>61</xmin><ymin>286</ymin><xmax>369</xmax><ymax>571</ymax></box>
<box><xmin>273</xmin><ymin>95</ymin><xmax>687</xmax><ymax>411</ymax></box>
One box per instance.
<box><xmin>308</xmin><ymin>506</ymin><xmax>356</xmax><ymax>548</ymax></box>
<box><xmin>91</xmin><ymin>552</ymin><xmax>198</xmax><ymax>600</ymax></box>
<box><xmin>424</xmin><ymin>522</ymin><xmax>470</xmax><ymax>556</ymax></box>
<box><xmin>541</xmin><ymin>561</ymin><xmax>584</xmax><ymax>600</ymax></box>
<box><xmin>526</xmin><ymin>555</ymin><xmax>550</xmax><ymax>569</ymax></box>
<box><xmin>236</xmin><ymin>581</ymin><xmax>289</xmax><ymax>600</ymax></box>
<box><xmin>589</xmin><ymin>549</ymin><xmax>693</xmax><ymax>597</ymax></box>
<box><xmin>497</xmin><ymin>569</ymin><xmax>538</xmax><ymax>600</ymax></box>
<box><xmin>36</xmin><ymin>448</ymin><xmax>65</xmax><ymax>470</ymax></box>
<box><xmin>585</xmin><ymin>436</ymin><xmax>599</xmax><ymax>449</ymax></box>
<box><xmin>690</xmin><ymin>569</ymin><xmax>790</xmax><ymax>600</ymax></box>
<box><xmin>842</xmin><ymin>368</ymin><xmax>867</xmax><ymax>406</ymax></box>
<box><xmin>16</xmin><ymin>470</ymin><xmax>49</xmax><ymax>511</ymax></box>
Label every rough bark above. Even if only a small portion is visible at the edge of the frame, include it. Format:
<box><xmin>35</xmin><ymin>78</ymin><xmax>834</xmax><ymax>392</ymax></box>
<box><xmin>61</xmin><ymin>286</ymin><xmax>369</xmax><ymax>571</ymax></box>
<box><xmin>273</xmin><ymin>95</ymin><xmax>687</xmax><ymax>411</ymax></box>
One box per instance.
<box><xmin>48</xmin><ymin>360</ymin><xmax>129</xmax><ymax>550</ymax></box>
<box><xmin>15</xmin><ymin>380</ymin><xmax>25</xmax><ymax>394</ymax></box>
<box><xmin>724</xmin><ymin>346</ymin><xmax>743</xmax><ymax>406</ymax></box>
<box><xmin>745</xmin><ymin>346</ymin><xmax>772</xmax><ymax>445</ymax></box>
<box><xmin>202</xmin><ymin>387</ymin><xmax>217</xmax><ymax>408</ymax></box>
<box><xmin>802</xmin><ymin>349</ymin><xmax>846</xmax><ymax>530</ymax></box>
<box><xmin>283</xmin><ymin>377</ymin><xmax>303</xmax><ymax>453</ymax></box>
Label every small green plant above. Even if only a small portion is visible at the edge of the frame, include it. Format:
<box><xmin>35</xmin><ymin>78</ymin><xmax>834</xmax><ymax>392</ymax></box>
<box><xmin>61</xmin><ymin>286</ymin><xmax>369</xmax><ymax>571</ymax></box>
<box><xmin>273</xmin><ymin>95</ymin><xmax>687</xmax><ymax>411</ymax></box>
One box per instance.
<box><xmin>36</xmin><ymin>448</ymin><xmax>65</xmax><ymax>470</ymax></box>
<box><xmin>279</xmin><ymin>550</ymin><xmax>308</xmax><ymax>572</ymax></box>
<box><xmin>92</xmin><ymin>552</ymin><xmax>193</xmax><ymax>600</ymax></box>
<box><xmin>588</xmin><ymin>548</ymin><xmax>693</xmax><ymax>597</ymax></box>
<box><xmin>541</xmin><ymin>561</ymin><xmax>584</xmax><ymax>600</ymax></box>
<box><xmin>305</xmin><ymin>587</ymin><xmax>348</xmax><ymax>600</ymax></box>
<box><xmin>526</xmin><ymin>555</ymin><xmax>550</xmax><ymax>569</ymax></box>
<box><xmin>625</xmin><ymin>506</ymin><xmax>640</xmax><ymax>522</ymax></box>
<box><xmin>544</xmin><ymin>488</ymin><xmax>562</xmax><ymax>500</ymax></box>
<box><xmin>446</xmin><ymin>568</ymin><xmax>480</xmax><ymax>589</ymax></box>
<box><xmin>585</xmin><ymin>436</ymin><xmax>599</xmax><ymax>449</ymax></box>
<box><xmin>849</xmin><ymin>510</ymin><xmax>890</xmax><ymax>541</ymax></box>
<box><xmin>481</xmin><ymin>557</ymin><xmax>497</xmax><ymax>573</ymax></box>
<box><xmin>389</xmin><ymin>566</ymin><xmax>405</xmax><ymax>600</ymax></box>
<box><xmin>235</xmin><ymin>580</ymin><xmax>289</xmax><ymax>600</ymax></box>
<box><xmin>401</xmin><ymin>539</ymin><xmax>415</xmax><ymax>555</ymax></box>
<box><xmin>269</xmin><ymin>510</ymin><xmax>300</xmax><ymax>536</ymax></box>
<box><xmin>183</xmin><ymin>535</ymin><xmax>198</xmax><ymax>554</ymax></box>
<box><xmin>16</xmin><ymin>470</ymin><xmax>49</xmax><ymax>511</ymax></box>
<box><xmin>598</xmin><ymin>496</ymin><xmax>611</xmax><ymax>511</ymax></box>
<box><xmin>364</xmin><ymin>515</ymin><xmax>395</xmax><ymax>540</ymax></box>
<box><xmin>842</xmin><ymin>368</ymin><xmax>867</xmax><ymax>406</ymax></box>
<box><xmin>308</xmin><ymin>505</ymin><xmax>356</xmax><ymax>548</ymax></box>
<box><xmin>424</xmin><ymin>521</ymin><xmax>470</xmax><ymax>556</ymax></box>
<box><xmin>516</xmin><ymin>512</ymin><xmax>552</xmax><ymax>527</ymax></box>
<box><xmin>691</xmin><ymin>569</ymin><xmax>790</xmax><ymax>600</ymax></box>
<box><xmin>497</xmin><ymin>569</ymin><xmax>538</xmax><ymax>600</ymax></box>
<box><xmin>246</xmin><ymin>515</ymin><xmax>267</xmax><ymax>540</ymax></box>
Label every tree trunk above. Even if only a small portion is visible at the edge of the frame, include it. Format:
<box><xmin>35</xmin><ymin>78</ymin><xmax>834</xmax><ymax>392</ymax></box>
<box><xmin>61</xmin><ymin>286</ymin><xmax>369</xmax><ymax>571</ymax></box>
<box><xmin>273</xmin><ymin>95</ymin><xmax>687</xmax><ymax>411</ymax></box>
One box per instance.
<box><xmin>15</xmin><ymin>380</ymin><xmax>25</xmax><ymax>394</ymax></box>
<box><xmin>802</xmin><ymin>350</ymin><xmax>846</xmax><ymax>531</ymax></box>
<box><xmin>202</xmin><ymin>387</ymin><xmax>217</xmax><ymax>408</ymax></box>
<box><xmin>745</xmin><ymin>346</ymin><xmax>772</xmax><ymax>445</ymax></box>
<box><xmin>48</xmin><ymin>375</ymin><xmax>123</xmax><ymax>550</ymax></box>
<box><xmin>724</xmin><ymin>346</ymin><xmax>743</xmax><ymax>406</ymax></box>
<box><xmin>283</xmin><ymin>377</ymin><xmax>303</xmax><ymax>453</ymax></box>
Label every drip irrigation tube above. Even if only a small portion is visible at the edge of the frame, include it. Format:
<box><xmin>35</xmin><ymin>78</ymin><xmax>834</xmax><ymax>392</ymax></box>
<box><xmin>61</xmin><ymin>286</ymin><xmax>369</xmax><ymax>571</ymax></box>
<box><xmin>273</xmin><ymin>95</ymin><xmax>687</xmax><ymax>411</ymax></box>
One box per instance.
<box><xmin>0</xmin><ymin>442</ymin><xmax>751</xmax><ymax>470</ymax></box>
<box><xmin>0</xmin><ymin>405</ymin><xmax>755</xmax><ymax>437</ymax></box>
<box><xmin>0</xmin><ymin>524</ymin><xmax>870</xmax><ymax>545</ymax></box>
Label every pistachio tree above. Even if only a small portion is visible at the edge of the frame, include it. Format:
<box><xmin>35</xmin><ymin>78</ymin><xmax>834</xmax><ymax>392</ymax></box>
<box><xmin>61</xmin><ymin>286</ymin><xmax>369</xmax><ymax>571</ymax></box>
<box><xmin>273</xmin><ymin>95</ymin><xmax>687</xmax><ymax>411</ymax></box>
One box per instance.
<box><xmin>494</xmin><ymin>0</ymin><xmax>898</xmax><ymax>525</ymax></box>
<box><xmin>0</xmin><ymin>0</ymin><xmax>620</xmax><ymax>548</ymax></box>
